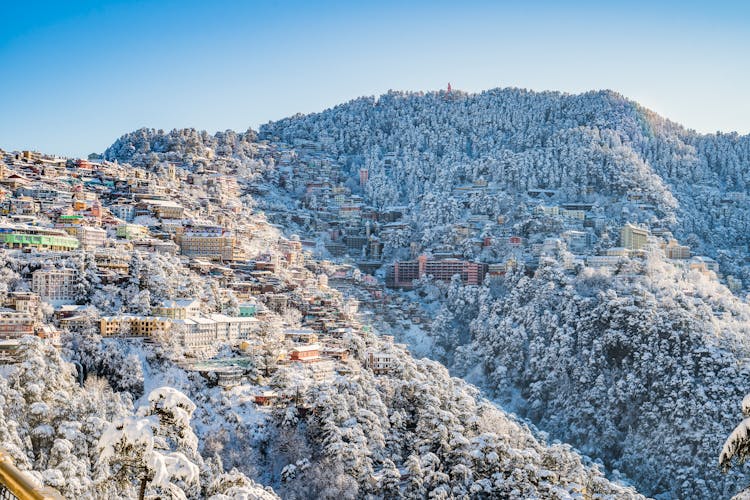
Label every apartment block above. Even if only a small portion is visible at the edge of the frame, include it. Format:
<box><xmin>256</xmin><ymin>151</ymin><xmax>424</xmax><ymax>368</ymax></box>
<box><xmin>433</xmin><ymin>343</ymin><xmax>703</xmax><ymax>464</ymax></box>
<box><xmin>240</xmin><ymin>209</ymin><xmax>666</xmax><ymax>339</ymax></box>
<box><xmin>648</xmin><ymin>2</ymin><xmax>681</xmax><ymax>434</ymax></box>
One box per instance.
<box><xmin>178</xmin><ymin>227</ymin><xmax>236</xmax><ymax>261</ymax></box>
<box><xmin>386</xmin><ymin>255</ymin><xmax>488</xmax><ymax>288</ymax></box>
<box><xmin>0</xmin><ymin>311</ymin><xmax>35</xmax><ymax>339</ymax></box>
<box><xmin>620</xmin><ymin>223</ymin><xmax>650</xmax><ymax>251</ymax></box>
<box><xmin>75</xmin><ymin>226</ymin><xmax>107</xmax><ymax>250</ymax></box>
<box><xmin>31</xmin><ymin>268</ymin><xmax>77</xmax><ymax>304</ymax></box>
<box><xmin>100</xmin><ymin>315</ymin><xmax>172</xmax><ymax>337</ymax></box>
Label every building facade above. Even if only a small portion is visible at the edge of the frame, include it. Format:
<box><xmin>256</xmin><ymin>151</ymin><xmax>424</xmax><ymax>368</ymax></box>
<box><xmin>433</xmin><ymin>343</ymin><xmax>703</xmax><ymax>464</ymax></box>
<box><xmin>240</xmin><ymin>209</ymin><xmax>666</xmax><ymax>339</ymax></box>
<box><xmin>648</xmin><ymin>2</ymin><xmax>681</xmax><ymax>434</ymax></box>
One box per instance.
<box><xmin>620</xmin><ymin>223</ymin><xmax>650</xmax><ymax>251</ymax></box>
<box><xmin>31</xmin><ymin>268</ymin><xmax>77</xmax><ymax>304</ymax></box>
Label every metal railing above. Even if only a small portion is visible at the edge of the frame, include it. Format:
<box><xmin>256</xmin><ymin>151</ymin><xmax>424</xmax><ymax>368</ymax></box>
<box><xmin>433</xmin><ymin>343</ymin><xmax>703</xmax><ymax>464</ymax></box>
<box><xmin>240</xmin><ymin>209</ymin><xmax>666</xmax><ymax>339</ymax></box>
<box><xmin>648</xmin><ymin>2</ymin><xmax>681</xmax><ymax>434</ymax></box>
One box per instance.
<box><xmin>0</xmin><ymin>450</ymin><xmax>64</xmax><ymax>500</ymax></box>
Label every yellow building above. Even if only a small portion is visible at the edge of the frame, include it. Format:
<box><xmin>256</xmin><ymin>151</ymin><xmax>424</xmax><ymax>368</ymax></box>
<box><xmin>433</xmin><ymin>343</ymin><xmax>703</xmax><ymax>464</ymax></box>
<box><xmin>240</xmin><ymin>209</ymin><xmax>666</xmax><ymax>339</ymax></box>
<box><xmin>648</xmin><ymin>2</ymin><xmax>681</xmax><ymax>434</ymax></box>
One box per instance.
<box><xmin>178</xmin><ymin>230</ymin><xmax>236</xmax><ymax>261</ymax></box>
<box><xmin>665</xmin><ymin>239</ymin><xmax>691</xmax><ymax>260</ymax></box>
<box><xmin>620</xmin><ymin>223</ymin><xmax>650</xmax><ymax>251</ymax></box>
<box><xmin>99</xmin><ymin>315</ymin><xmax>172</xmax><ymax>337</ymax></box>
<box><xmin>116</xmin><ymin>223</ymin><xmax>148</xmax><ymax>239</ymax></box>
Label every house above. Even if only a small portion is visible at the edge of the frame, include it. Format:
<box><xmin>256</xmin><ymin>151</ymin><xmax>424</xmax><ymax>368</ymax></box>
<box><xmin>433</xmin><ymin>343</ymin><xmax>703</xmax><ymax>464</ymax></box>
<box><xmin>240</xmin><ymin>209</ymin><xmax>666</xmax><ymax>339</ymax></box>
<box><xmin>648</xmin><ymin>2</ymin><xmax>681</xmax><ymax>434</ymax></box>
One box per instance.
<box><xmin>290</xmin><ymin>344</ymin><xmax>321</xmax><ymax>362</ymax></box>
<box><xmin>321</xmin><ymin>346</ymin><xmax>349</xmax><ymax>360</ymax></box>
<box><xmin>254</xmin><ymin>391</ymin><xmax>281</xmax><ymax>406</ymax></box>
<box><xmin>366</xmin><ymin>350</ymin><xmax>395</xmax><ymax>375</ymax></box>
<box><xmin>284</xmin><ymin>328</ymin><xmax>319</xmax><ymax>344</ymax></box>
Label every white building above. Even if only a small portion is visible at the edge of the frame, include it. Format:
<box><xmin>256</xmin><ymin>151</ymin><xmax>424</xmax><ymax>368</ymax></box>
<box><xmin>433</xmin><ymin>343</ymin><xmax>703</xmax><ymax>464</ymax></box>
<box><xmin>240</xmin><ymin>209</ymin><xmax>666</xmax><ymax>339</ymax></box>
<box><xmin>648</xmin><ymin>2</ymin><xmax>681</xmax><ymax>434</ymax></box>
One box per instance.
<box><xmin>173</xmin><ymin>314</ymin><xmax>259</xmax><ymax>351</ymax></box>
<box><xmin>586</xmin><ymin>255</ymin><xmax>622</xmax><ymax>268</ymax></box>
<box><xmin>366</xmin><ymin>350</ymin><xmax>395</xmax><ymax>374</ymax></box>
<box><xmin>109</xmin><ymin>204</ymin><xmax>136</xmax><ymax>221</ymax></box>
<box><xmin>75</xmin><ymin>226</ymin><xmax>107</xmax><ymax>250</ymax></box>
<box><xmin>152</xmin><ymin>298</ymin><xmax>201</xmax><ymax>319</ymax></box>
<box><xmin>32</xmin><ymin>268</ymin><xmax>77</xmax><ymax>304</ymax></box>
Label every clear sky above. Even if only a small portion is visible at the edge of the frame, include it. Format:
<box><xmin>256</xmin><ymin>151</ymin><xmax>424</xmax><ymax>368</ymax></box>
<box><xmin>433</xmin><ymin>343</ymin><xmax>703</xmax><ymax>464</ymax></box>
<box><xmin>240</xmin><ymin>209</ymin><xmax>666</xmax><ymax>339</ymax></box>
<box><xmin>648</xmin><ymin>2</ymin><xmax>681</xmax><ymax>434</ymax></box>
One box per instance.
<box><xmin>1</xmin><ymin>0</ymin><xmax>748</xmax><ymax>157</ymax></box>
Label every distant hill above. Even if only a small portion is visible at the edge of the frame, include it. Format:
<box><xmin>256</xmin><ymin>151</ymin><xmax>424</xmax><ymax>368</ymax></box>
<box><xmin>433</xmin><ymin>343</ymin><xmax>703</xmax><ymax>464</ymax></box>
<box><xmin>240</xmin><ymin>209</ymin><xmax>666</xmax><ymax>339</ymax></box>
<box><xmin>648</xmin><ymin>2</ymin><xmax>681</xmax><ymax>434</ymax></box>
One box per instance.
<box><xmin>260</xmin><ymin>87</ymin><xmax>750</xmax><ymax>282</ymax></box>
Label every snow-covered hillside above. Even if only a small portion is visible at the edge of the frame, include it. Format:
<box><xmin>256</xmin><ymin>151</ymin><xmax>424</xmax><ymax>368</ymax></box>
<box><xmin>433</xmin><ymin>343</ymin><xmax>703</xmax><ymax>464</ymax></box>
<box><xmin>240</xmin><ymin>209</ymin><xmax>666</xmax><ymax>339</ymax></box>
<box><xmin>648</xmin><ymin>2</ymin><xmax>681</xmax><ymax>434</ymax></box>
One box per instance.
<box><xmin>92</xmin><ymin>86</ymin><xmax>750</xmax><ymax>498</ymax></box>
<box><xmin>260</xmin><ymin>88</ymin><xmax>750</xmax><ymax>283</ymax></box>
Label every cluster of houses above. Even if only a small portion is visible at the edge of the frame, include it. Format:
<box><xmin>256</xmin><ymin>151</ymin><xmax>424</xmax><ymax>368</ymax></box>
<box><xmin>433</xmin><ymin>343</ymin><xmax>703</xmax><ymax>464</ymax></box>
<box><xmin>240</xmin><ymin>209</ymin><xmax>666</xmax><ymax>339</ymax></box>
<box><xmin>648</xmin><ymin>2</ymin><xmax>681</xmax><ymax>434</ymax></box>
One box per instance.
<box><xmin>0</xmin><ymin>147</ymin><xmax>402</xmax><ymax>393</ymax></box>
<box><xmin>254</xmin><ymin>141</ymin><xmax>723</xmax><ymax>290</ymax></box>
<box><xmin>0</xmin><ymin>143</ymin><xmax>725</xmax><ymax>395</ymax></box>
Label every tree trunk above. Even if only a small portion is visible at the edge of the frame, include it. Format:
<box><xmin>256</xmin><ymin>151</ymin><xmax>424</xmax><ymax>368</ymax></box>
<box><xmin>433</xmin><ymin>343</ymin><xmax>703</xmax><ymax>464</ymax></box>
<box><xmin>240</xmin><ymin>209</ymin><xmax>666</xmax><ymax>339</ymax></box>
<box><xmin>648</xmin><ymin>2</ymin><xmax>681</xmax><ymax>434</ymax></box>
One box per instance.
<box><xmin>138</xmin><ymin>476</ymin><xmax>147</xmax><ymax>500</ymax></box>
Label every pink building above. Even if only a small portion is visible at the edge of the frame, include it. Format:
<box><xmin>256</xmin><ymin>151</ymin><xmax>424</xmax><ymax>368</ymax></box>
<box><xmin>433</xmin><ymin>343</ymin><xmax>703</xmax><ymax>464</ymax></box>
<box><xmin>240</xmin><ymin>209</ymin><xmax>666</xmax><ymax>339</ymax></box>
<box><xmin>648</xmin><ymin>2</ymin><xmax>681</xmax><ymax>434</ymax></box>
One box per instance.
<box><xmin>386</xmin><ymin>255</ymin><xmax>488</xmax><ymax>288</ymax></box>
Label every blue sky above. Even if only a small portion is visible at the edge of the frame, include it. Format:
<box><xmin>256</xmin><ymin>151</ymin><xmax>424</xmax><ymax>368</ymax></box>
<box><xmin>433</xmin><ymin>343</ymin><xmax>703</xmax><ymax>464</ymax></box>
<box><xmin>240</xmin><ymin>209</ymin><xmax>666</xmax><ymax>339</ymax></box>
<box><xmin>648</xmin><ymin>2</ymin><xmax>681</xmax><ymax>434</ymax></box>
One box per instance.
<box><xmin>1</xmin><ymin>0</ymin><xmax>748</xmax><ymax>157</ymax></box>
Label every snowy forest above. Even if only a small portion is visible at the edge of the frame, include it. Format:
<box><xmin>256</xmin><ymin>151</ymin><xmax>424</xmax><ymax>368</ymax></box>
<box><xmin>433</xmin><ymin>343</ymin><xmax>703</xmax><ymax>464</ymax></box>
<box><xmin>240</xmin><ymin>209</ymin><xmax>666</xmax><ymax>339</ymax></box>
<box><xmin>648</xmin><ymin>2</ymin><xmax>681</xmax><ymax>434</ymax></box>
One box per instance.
<box><xmin>254</xmin><ymin>88</ymin><xmax>750</xmax><ymax>498</ymax></box>
<box><xmin>261</xmin><ymin>88</ymin><xmax>750</xmax><ymax>284</ymax></box>
<box><xmin>4</xmin><ymin>86</ymin><xmax>750</xmax><ymax>499</ymax></box>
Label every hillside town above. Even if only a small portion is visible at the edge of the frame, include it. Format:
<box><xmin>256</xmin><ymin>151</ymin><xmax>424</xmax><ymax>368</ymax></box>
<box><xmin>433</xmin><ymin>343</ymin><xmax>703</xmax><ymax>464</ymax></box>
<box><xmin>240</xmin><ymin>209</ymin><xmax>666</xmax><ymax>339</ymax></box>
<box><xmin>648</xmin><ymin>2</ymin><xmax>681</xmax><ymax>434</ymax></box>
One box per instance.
<box><xmin>252</xmin><ymin>138</ymin><xmax>726</xmax><ymax>290</ymax></box>
<box><xmin>0</xmin><ymin>147</ymin><xmax>409</xmax><ymax>395</ymax></box>
<box><xmin>0</xmin><ymin>109</ymin><xmax>746</xmax><ymax>500</ymax></box>
<box><xmin>0</xmin><ymin>140</ymin><xmax>727</xmax><ymax>377</ymax></box>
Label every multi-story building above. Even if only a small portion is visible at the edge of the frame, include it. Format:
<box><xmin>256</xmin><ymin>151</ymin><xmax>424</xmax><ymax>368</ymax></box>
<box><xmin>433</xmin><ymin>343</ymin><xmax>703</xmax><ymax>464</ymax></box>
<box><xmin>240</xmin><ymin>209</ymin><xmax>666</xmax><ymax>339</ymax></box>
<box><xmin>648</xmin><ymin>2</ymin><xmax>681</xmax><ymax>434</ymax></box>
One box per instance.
<box><xmin>338</xmin><ymin>204</ymin><xmax>362</xmax><ymax>220</ymax></box>
<box><xmin>290</xmin><ymin>344</ymin><xmax>321</xmax><ymax>362</ymax></box>
<box><xmin>152</xmin><ymin>298</ymin><xmax>201</xmax><ymax>320</ymax></box>
<box><xmin>279</xmin><ymin>237</ymin><xmax>304</xmax><ymax>267</ymax></box>
<box><xmin>109</xmin><ymin>203</ymin><xmax>136</xmax><ymax>221</ymax></box>
<box><xmin>99</xmin><ymin>315</ymin><xmax>172</xmax><ymax>337</ymax></box>
<box><xmin>284</xmin><ymin>327</ymin><xmax>319</xmax><ymax>344</ymax></box>
<box><xmin>665</xmin><ymin>239</ymin><xmax>691</xmax><ymax>260</ymax></box>
<box><xmin>0</xmin><ymin>311</ymin><xmax>35</xmax><ymax>339</ymax></box>
<box><xmin>238</xmin><ymin>302</ymin><xmax>257</xmax><ymax>317</ymax></box>
<box><xmin>172</xmin><ymin>314</ymin><xmax>258</xmax><ymax>350</ymax></box>
<box><xmin>534</xmin><ymin>205</ymin><xmax>559</xmax><ymax>217</ymax></box>
<box><xmin>93</xmin><ymin>249</ymin><xmax>130</xmax><ymax>275</ymax></box>
<box><xmin>31</xmin><ymin>268</ymin><xmax>77</xmax><ymax>304</ymax></box>
<box><xmin>561</xmin><ymin>209</ymin><xmax>586</xmax><ymax>220</ymax></box>
<box><xmin>4</xmin><ymin>292</ymin><xmax>41</xmax><ymax>316</ymax></box>
<box><xmin>586</xmin><ymin>255</ymin><xmax>623</xmax><ymax>268</ymax></box>
<box><xmin>116</xmin><ymin>223</ymin><xmax>148</xmax><ymax>240</ymax></box>
<box><xmin>366</xmin><ymin>350</ymin><xmax>395</xmax><ymax>375</ymax></box>
<box><xmin>386</xmin><ymin>255</ymin><xmax>488</xmax><ymax>288</ymax></box>
<box><xmin>562</xmin><ymin>230</ymin><xmax>592</xmax><ymax>255</ymax></box>
<box><xmin>620</xmin><ymin>223</ymin><xmax>650</xmax><ymax>251</ymax></box>
<box><xmin>178</xmin><ymin>226</ymin><xmax>236</xmax><ymax>261</ymax></box>
<box><xmin>0</xmin><ymin>224</ymin><xmax>79</xmax><ymax>251</ymax></box>
<box><xmin>138</xmin><ymin>199</ymin><xmax>185</xmax><ymax>219</ymax></box>
<box><xmin>75</xmin><ymin>226</ymin><xmax>107</xmax><ymax>250</ymax></box>
<box><xmin>9</xmin><ymin>196</ymin><xmax>38</xmax><ymax>215</ymax></box>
